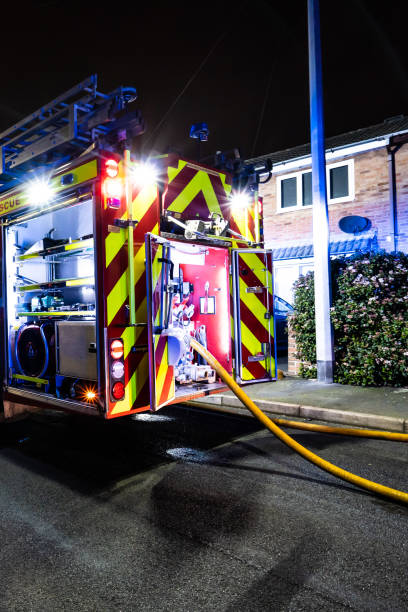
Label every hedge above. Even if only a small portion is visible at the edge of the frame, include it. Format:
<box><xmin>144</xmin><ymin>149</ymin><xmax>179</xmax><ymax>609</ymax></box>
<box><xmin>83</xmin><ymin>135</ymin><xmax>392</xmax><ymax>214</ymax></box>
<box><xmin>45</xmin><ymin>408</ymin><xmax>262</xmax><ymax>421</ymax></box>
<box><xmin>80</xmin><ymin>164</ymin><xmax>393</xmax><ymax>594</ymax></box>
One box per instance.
<box><xmin>290</xmin><ymin>251</ymin><xmax>408</xmax><ymax>386</ymax></box>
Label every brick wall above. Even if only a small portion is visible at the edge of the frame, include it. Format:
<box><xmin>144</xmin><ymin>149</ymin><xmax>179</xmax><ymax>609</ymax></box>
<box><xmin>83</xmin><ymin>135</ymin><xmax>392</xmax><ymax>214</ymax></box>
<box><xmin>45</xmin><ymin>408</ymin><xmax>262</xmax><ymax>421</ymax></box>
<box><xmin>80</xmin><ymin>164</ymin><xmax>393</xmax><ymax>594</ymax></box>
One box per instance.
<box><xmin>260</xmin><ymin>146</ymin><xmax>408</xmax><ymax>253</ymax></box>
<box><xmin>286</xmin><ymin>315</ymin><xmax>313</xmax><ymax>376</ymax></box>
<box><xmin>287</xmin><ymin>315</ymin><xmax>302</xmax><ymax>375</ymax></box>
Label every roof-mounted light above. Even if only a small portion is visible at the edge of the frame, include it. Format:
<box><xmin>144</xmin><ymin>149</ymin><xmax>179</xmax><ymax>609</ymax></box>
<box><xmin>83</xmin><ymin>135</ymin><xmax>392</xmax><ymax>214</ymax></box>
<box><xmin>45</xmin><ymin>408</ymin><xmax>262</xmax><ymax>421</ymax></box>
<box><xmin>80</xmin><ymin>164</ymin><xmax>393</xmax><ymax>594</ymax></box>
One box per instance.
<box><xmin>26</xmin><ymin>180</ymin><xmax>55</xmax><ymax>206</ymax></box>
<box><xmin>230</xmin><ymin>191</ymin><xmax>251</xmax><ymax>210</ymax></box>
<box><xmin>132</xmin><ymin>162</ymin><xmax>158</xmax><ymax>188</ymax></box>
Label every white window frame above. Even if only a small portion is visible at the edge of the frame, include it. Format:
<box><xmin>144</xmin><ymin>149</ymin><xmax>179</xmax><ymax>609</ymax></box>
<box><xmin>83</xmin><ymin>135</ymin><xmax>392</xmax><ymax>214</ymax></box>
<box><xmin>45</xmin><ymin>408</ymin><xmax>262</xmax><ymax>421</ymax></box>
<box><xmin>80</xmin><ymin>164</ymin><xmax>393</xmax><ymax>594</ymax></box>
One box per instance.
<box><xmin>276</xmin><ymin>158</ymin><xmax>355</xmax><ymax>212</ymax></box>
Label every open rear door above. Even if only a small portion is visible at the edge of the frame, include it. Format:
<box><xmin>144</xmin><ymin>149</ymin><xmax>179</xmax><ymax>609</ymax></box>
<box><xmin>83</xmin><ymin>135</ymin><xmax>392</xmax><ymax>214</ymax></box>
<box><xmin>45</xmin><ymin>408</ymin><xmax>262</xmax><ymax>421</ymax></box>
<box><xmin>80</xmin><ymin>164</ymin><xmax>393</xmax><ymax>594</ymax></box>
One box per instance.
<box><xmin>232</xmin><ymin>249</ymin><xmax>276</xmax><ymax>383</ymax></box>
<box><xmin>145</xmin><ymin>234</ymin><xmax>176</xmax><ymax>410</ymax></box>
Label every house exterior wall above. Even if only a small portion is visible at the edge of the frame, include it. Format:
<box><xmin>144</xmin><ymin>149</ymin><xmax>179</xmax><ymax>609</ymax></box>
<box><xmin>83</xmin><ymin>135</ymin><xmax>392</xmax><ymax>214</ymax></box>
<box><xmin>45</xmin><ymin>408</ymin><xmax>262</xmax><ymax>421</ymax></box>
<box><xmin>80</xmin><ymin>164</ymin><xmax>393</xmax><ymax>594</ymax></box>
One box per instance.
<box><xmin>260</xmin><ymin>146</ymin><xmax>408</xmax><ymax>253</ymax></box>
<box><xmin>261</xmin><ymin>144</ymin><xmax>408</xmax><ymax>373</ymax></box>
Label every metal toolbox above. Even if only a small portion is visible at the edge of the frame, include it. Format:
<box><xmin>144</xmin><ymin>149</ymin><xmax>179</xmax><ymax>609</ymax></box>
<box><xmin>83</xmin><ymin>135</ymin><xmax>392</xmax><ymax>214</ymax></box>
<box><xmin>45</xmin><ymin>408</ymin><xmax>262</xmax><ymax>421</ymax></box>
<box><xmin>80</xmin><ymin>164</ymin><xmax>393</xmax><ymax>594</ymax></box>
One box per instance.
<box><xmin>56</xmin><ymin>321</ymin><xmax>97</xmax><ymax>380</ymax></box>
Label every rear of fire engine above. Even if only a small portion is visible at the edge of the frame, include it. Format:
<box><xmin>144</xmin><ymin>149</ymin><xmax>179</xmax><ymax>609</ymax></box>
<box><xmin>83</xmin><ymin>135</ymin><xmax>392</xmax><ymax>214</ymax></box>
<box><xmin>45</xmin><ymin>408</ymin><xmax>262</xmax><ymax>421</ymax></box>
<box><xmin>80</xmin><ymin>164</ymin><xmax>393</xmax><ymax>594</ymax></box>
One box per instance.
<box><xmin>0</xmin><ymin>75</ymin><xmax>276</xmax><ymax>421</ymax></box>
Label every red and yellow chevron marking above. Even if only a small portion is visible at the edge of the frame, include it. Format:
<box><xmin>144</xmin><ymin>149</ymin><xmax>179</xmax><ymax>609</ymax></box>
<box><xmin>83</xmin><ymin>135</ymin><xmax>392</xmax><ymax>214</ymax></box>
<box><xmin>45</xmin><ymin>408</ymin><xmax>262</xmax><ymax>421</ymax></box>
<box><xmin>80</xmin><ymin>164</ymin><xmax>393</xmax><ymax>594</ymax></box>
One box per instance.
<box><xmin>235</xmin><ymin>251</ymin><xmax>275</xmax><ymax>381</ymax></box>
<box><xmin>154</xmin><ymin>335</ymin><xmax>175</xmax><ymax>408</ymax></box>
<box><xmin>163</xmin><ymin>158</ymin><xmax>232</xmax><ymax>222</ymax></box>
<box><xmin>149</xmin><ymin>240</ymin><xmax>175</xmax><ymax>409</ymax></box>
<box><xmin>229</xmin><ymin>239</ymin><xmax>257</xmax><ymax>360</ymax></box>
<box><xmin>103</xmin><ymin>172</ymin><xmax>160</xmax><ymax>417</ymax></box>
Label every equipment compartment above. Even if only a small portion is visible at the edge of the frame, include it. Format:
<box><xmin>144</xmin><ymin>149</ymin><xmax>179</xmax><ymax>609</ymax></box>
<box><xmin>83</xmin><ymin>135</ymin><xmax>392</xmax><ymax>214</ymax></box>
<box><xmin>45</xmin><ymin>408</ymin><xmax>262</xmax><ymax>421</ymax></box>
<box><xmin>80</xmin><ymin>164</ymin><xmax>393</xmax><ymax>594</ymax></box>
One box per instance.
<box><xmin>56</xmin><ymin>321</ymin><xmax>97</xmax><ymax>380</ymax></box>
<box><xmin>4</xmin><ymin>199</ymin><xmax>97</xmax><ymax>402</ymax></box>
<box><xmin>146</xmin><ymin>236</ymin><xmax>232</xmax><ymax>409</ymax></box>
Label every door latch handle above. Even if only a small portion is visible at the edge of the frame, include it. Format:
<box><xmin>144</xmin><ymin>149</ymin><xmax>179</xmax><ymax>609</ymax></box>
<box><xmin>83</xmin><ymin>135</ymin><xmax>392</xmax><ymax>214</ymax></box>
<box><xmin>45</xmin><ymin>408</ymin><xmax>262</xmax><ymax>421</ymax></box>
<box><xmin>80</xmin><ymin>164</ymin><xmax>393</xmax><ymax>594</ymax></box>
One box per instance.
<box><xmin>246</xmin><ymin>286</ymin><xmax>266</xmax><ymax>294</ymax></box>
<box><xmin>247</xmin><ymin>342</ymin><xmax>271</xmax><ymax>363</ymax></box>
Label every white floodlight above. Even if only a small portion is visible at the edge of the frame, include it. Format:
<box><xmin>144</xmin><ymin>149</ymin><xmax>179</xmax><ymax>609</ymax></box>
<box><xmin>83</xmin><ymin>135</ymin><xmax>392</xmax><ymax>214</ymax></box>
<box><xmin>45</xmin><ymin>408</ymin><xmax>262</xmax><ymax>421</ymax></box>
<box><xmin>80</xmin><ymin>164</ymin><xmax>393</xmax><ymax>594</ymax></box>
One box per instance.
<box><xmin>230</xmin><ymin>191</ymin><xmax>251</xmax><ymax>210</ymax></box>
<box><xmin>27</xmin><ymin>180</ymin><xmax>55</xmax><ymax>206</ymax></box>
<box><xmin>132</xmin><ymin>163</ymin><xmax>158</xmax><ymax>187</ymax></box>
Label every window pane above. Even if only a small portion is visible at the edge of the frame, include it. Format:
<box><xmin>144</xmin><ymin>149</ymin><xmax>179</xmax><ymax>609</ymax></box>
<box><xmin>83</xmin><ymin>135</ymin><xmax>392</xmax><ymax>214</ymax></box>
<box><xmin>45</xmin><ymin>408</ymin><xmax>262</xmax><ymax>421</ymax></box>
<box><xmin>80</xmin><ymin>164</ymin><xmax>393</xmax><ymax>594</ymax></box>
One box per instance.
<box><xmin>281</xmin><ymin>177</ymin><xmax>297</xmax><ymax>208</ymax></box>
<box><xmin>302</xmin><ymin>172</ymin><xmax>312</xmax><ymax>206</ymax></box>
<box><xmin>330</xmin><ymin>165</ymin><xmax>349</xmax><ymax>199</ymax></box>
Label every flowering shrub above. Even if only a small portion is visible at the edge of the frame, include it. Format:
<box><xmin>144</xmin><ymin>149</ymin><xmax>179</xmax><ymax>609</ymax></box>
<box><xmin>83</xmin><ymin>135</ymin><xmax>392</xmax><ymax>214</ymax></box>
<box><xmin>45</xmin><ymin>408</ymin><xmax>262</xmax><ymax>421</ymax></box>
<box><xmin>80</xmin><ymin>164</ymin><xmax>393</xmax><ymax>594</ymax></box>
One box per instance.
<box><xmin>290</xmin><ymin>252</ymin><xmax>408</xmax><ymax>386</ymax></box>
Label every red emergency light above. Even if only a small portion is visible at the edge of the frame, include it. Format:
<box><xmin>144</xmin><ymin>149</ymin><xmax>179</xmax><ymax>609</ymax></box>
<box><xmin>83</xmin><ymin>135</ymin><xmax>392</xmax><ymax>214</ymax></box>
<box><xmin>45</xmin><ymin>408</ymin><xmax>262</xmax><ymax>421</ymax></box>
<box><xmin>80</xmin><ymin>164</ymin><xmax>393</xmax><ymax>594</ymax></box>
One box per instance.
<box><xmin>105</xmin><ymin>159</ymin><xmax>119</xmax><ymax>178</ymax></box>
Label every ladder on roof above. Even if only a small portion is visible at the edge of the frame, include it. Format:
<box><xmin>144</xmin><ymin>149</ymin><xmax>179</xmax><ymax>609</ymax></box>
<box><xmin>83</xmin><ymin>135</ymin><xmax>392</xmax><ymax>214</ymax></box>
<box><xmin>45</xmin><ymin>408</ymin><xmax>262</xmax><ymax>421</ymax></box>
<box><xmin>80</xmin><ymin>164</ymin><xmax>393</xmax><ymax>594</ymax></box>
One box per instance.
<box><xmin>0</xmin><ymin>74</ymin><xmax>142</xmax><ymax>193</ymax></box>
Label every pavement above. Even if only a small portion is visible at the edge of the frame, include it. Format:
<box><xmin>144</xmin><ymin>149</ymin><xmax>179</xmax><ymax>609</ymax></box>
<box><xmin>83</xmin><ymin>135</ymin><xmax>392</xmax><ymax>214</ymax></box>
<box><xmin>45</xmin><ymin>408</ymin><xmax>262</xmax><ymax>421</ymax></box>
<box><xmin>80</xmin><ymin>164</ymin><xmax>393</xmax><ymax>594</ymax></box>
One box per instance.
<box><xmin>185</xmin><ymin>375</ymin><xmax>408</xmax><ymax>433</ymax></box>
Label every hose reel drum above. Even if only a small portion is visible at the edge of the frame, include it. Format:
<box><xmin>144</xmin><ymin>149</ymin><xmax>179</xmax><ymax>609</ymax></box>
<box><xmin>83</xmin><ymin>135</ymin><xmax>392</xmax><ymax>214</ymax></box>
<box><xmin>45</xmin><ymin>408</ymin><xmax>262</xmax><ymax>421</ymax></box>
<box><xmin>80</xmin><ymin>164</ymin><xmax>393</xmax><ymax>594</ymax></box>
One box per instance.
<box><xmin>15</xmin><ymin>322</ymin><xmax>55</xmax><ymax>378</ymax></box>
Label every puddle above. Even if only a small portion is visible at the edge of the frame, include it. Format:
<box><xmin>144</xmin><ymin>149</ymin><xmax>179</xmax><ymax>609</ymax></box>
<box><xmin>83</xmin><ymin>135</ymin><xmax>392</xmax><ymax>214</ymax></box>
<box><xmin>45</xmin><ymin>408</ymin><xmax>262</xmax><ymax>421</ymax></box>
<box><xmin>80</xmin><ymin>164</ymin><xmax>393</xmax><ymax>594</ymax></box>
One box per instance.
<box><xmin>166</xmin><ymin>447</ymin><xmax>210</xmax><ymax>463</ymax></box>
<box><xmin>132</xmin><ymin>414</ymin><xmax>176</xmax><ymax>422</ymax></box>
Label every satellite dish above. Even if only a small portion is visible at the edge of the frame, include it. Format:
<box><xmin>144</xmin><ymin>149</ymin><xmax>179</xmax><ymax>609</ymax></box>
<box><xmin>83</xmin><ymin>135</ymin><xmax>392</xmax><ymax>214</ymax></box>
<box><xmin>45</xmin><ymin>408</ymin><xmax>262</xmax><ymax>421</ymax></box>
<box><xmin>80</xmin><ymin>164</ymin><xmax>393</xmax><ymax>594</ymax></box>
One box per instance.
<box><xmin>339</xmin><ymin>215</ymin><xmax>371</xmax><ymax>234</ymax></box>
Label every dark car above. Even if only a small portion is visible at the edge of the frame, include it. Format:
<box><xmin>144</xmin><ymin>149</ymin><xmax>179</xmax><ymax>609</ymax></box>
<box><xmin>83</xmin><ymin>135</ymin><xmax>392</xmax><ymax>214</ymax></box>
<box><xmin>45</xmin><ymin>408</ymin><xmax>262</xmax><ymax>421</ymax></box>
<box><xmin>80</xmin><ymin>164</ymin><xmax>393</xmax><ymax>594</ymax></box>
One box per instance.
<box><xmin>274</xmin><ymin>295</ymin><xmax>294</xmax><ymax>354</ymax></box>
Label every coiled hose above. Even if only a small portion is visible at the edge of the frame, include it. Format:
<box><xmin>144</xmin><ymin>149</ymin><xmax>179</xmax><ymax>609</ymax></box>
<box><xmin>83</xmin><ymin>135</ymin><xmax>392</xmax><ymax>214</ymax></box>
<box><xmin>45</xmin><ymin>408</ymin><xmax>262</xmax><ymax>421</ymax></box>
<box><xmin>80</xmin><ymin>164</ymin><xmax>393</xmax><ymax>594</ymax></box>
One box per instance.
<box><xmin>190</xmin><ymin>338</ymin><xmax>408</xmax><ymax>504</ymax></box>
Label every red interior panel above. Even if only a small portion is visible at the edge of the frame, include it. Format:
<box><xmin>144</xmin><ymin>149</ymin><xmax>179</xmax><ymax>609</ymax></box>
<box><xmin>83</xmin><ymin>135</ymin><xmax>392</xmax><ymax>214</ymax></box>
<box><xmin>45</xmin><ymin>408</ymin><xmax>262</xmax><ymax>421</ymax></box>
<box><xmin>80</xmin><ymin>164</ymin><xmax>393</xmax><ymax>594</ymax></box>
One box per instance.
<box><xmin>180</xmin><ymin>246</ymin><xmax>232</xmax><ymax>373</ymax></box>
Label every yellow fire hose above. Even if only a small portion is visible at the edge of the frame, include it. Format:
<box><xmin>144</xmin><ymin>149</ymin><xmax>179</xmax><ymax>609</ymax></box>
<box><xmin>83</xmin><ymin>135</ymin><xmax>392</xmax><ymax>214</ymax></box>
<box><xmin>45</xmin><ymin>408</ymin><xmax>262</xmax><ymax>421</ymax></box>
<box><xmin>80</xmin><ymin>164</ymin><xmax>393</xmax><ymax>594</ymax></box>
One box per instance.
<box><xmin>190</xmin><ymin>338</ymin><xmax>408</xmax><ymax>504</ymax></box>
<box><xmin>265</xmin><ymin>418</ymin><xmax>408</xmax><ymax>442</ymax></box>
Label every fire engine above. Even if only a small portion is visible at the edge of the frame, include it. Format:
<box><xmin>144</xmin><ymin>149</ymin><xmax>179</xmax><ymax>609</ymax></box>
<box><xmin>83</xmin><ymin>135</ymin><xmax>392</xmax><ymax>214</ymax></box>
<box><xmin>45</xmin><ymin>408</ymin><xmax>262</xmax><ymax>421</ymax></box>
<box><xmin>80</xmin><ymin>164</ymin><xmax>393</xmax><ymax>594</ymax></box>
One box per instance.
<box><xmin>0</xmin><ymin>75</ymin><xmax>275</xmax><ymax>421</ymax></box>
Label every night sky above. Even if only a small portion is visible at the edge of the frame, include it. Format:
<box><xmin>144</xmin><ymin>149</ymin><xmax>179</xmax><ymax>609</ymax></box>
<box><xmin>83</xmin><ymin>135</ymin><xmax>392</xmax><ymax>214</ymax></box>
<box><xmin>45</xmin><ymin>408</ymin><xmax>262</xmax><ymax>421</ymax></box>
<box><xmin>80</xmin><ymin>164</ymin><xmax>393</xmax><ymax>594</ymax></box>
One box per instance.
<box><xmin>1</xmin><ymin>0</ymin><xmax>408</xmax><ymax>162</ymax></box>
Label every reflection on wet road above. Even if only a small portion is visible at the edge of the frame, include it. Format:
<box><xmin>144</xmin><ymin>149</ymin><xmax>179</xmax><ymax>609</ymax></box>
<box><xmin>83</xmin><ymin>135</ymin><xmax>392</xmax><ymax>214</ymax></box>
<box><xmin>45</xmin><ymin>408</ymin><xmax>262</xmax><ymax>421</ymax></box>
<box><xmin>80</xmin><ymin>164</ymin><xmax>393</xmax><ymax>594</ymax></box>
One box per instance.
<box><xmin>1</xmin><ymin>405</ymin><xmax>408</xmax><ymax>611</ymax></box>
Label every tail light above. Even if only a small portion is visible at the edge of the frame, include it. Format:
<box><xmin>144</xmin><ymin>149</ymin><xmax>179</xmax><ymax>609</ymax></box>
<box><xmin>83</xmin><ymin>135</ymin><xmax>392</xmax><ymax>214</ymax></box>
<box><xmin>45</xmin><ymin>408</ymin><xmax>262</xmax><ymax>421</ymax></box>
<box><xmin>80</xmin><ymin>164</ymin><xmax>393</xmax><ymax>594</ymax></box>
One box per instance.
<box><xmin>109</xmin><ymin>338</ymin><xmax>125</xmax><ymax>402</ymax></box>
<box><xmin>112</xmin><ymin>381</ymin><xmax>125</xmax><ymax>400</ymax></box>
<box><xmin>110</xmin><ymin>339</ymin><xmax>124</xmax><ymax>359</ymax></box>
<box><xmin>103</xmin><ymin>157</ymin><xmax>123</xmax><ymax>209</ymax></box>
<box><xmin>105</xmin><ymin>158</ymin><xmax>119</xmax><ymax>178</ymax></box>
<box><xmin>104</xmin><ymin>178</ymin><xmax>123</xmax><ymax>199</ymax></box>
<box><xmin>111</xmin><ymin>360</ymin><xmax>125</xmax><ymax>379</ymax></box>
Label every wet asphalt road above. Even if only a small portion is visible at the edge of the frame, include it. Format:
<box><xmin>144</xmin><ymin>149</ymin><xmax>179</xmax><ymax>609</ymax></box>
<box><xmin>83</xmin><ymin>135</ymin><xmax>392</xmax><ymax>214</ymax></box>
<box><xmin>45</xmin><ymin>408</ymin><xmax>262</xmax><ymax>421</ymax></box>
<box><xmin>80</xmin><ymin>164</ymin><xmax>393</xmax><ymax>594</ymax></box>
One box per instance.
<box><xmin>0</xmin><ymin>405</ymin><xmax>408</xmax><ymax>612</ymax></box>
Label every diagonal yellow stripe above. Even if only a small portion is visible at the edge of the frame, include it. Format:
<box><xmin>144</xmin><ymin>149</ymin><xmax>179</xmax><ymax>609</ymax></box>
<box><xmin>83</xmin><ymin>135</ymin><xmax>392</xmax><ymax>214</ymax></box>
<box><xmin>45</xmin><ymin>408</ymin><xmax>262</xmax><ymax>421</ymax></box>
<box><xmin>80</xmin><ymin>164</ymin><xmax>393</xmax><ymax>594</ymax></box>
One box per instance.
<box><xmin>239</xmin><ymin>252</ymin><xmax>270</xmax><ymax>287</ymax></box>
<box><xmin>107</xmin><ymin>239</ymin><xmax>151</xmax><ymax>326</ymax></box>
<box><xmin>241</xmin><ymin>319</ymin><xmax>264</xmax><ymax>356</ymax></box>
<box><xmin>168</xmin><ymin>159</ymin><xmax>188</xmax><ymax>184</ymax></box>
<box><xmin>121</xmin><ymin>323</ymin><xmax>145</xmax><ymax>360</ymax></box>
<box><xmin>106</xmin><ymin>187</ymin><xmax>158</xmax><ymax>269</ymax></box>
<box><xmin>242</xmin><ymin>366</ymin><xmax>255</xmax><ymax>381</ymax></box>
<box><xmin>156</xmin><ymin>342</ymin><xmax>169</xmax><ymax>404</ymax></box>
<box><xmin>152</xmin><ymin>244</ymin><xmax>165</xmax><ymax>327</ymax></box>
<box><xmin>132</xmin><ymin>185</ymin><xmax>158</xmax><ymax>219</ymax></box>
<box><xmin>240</xmin><ymin>320</ymin><xmax>275</xmax><ymax>381</ymax></box>
<box><xmin>111</xmin><ymin>352</ymin><xmax>149</xmax><ymax>415</ymax></box>
<box><xmin>105</xmin><ymin>212</ymin><xmax>128</xmax><ymax>268</ymax></box>
<box><xmin>239</xmin><ymin>278</ymin><xmax>270</xmax><ymax>334</ymax></box>
<box><xmin>220</xmin><ymin>172</ymin><xmax>232</xmax><ymax>195</ymax></box>
<box><xmin>107</xmin><ymin>269</ymin><xmax>128</xmax><ymax>326</ymax></box>
<box><xmin>231</xmin><ymin>208</ymin><xmax>248</xmax><ymax>239</ymax></box>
